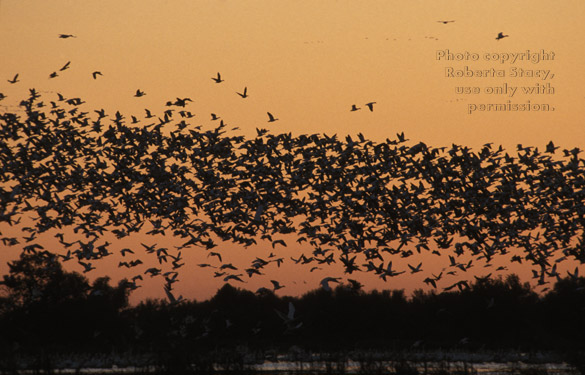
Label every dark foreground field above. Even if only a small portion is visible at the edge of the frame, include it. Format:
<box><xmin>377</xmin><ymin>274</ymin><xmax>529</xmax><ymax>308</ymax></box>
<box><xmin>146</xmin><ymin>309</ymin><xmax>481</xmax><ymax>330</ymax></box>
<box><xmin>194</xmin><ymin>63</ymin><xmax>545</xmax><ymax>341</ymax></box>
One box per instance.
<box><xmin>2</xmin><ymin>349</ymin><xmax>584</xmax><ymax>375</ymax></box>
<box><xmin>1</xmin><ymin>252</ymin><xmax>585</xmax><ymax>374</ymax></box>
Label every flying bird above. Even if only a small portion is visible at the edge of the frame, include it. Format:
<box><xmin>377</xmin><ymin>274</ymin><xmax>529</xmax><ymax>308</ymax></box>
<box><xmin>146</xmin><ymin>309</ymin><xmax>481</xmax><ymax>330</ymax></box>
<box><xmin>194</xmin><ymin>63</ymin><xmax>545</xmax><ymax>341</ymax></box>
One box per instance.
<box><xmin>171</xmin><ymin>97</ymin><xmax>192</xmax><ymax>107</ymax></box>
<box><xmin>120</xmin><ymin>248</ymin><xmax>134</xmax><ymax>256</ymax></box>
<box><xmin>224</xmin><ymin>274</ymin><xmax>245</xmax><ymax>283</ymax></box>
<box><xmin>79</xmin><ymin>261</ymin><xmax>96</xmax><ymax>273</ymax></box>
<box><xmin>179</xmin><ymin>110</ymin><xmax>194</xmax><ymax>118</ymax></box>
<box><xmin>164</xmin><ymin>286</ymin><xmax>184</xmax><ymax>305</ymax></box>
<box><xmin>437</xmin><ymin>20</ymin><xmax>455</xmax><ymax>24</ymax></box>
<box><xmin>365</xmin><ymin>102</ymin><xmax>376</xmax><ymax>112</ymax></box>
<box><xmin>320</xmin><ymin>277</ymin><xmax>341</xmax><ymax>291</ymax></box>
<box><xmin>271</xmin><ymin>239</ymin><xmax>287</xmax><ymax>248</ymax></box>
<box><xmin>92</xmin><ymin>71</ymin><xmax>102</xmax><ymax>79</ymax></box>
<box><xmin>271</xmin><ymin>280</ymin><xmax>285</xmax><ymax>290</ymax></box>
<box><xmin>423</xmin><ymin>277</ymin><xmax>437</xmax><ymax>289</ymax></box>
<box><xmin>347</xmin><ymin>279</ymin><xmax>363</xmax><ymax>290</ymax></box>
<box><xmin>546</xmin><ymin>141</ymin><xmax>559</xmax><ymax>154</ymax></box>
<box><xmin>49</xmin><ymin>72</ymin><xmax>58</xmax><ymax>79</ymax></box>
<box><xmin>7</xmin><ymin>74</ymin><xmax>19</xmax><ymax>84</ymax></box>
<box><xmin>208</xmin><ymin>252</ymin><xmax>222</xmax><ymax>262</ymax></box>
<box><xmin>267</xmin><ymin>112</ymin><xmax>278</xmax><ymax>122</ymax></box>
<box><xmin>275</xmin><ymin>302</ymin><xmax>302</xmax><ymax>331</ymax></box>
<box><xmin>236</xmin><ymin>87</ymin><xmax>248</xmax><ymax>98</ymax></box>
<box><xmin>350</xmin><ymin>104</ymin><xmax>360</xmax><ymax>112</ymax></box>
<box><xmin>496</xmin><ymin>32</ymin><xmax>509</xmax><ymax>40</ymax></box>
<box><xmin>58</xmin><ymin>34</ymin><xmax>76</xmax><ymax>38</ymax></box>
<box><xmin>134</xmin><ymin>89</ymin><xmax>146</xmax><ymax>97</ymax></box>
<box><xmin>408</xmin><ymin>262</ymin><xmax>423</xmax><ymax>274</ymax></box>
<box><xmin>60</xmin><ymin>61</ymin><xmax>71</xmax><ymax>71</ymax></box>
<box><xmin>211</xmin><ymin>72</ymin><xmax>224</xmax><ymax>83</ymax></box>
<box><xmin>211</xmin><ymin>113</ymin><xmax>220</xmax><ymax>121</ymax></box>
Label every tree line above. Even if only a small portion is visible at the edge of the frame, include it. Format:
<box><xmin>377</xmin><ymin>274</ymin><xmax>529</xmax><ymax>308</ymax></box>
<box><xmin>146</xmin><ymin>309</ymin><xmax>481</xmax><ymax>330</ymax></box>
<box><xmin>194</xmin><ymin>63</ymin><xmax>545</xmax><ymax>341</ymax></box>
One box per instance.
<box><xmin>0</xmin><ymin>252</ymin><xmax>584</xmax><ymax>366</ymax></box>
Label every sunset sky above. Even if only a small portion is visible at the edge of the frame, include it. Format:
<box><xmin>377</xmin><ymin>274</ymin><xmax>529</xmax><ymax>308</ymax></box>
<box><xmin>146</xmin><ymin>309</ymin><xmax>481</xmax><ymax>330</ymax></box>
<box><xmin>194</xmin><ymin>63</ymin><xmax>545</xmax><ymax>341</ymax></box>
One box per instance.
<box><xmin>1</xmin><ymin>0</ymin><xmax>584</xmax><ymax>303</ymax></box>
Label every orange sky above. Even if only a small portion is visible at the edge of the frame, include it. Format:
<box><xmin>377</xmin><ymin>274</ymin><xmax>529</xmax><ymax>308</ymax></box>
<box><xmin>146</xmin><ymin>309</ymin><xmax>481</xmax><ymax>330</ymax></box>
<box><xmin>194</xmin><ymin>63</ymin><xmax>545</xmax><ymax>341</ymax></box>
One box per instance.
<box><xmin>1</xmin><ymin>0</ymin><xmax>584</xmax><ymax>303</ymax></box>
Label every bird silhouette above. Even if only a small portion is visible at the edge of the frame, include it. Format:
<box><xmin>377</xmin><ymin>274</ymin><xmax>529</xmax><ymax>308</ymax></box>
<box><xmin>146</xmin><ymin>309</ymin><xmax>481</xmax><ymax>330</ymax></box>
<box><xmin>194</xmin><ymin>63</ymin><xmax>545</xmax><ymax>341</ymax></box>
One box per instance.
<box><xmin>208</xmin><ymin>252</ymin><xmax>222</xmax><ymax>262</ymax></box>
<box><xmin>546</xmin><ymin>141</ymin><xmax>559</xmax><ymax>154</ymax></box>
<box><xmin>320</xmin><ymin>277</ymin><xmax>341</xmax><ymax>291</ymax></box>
<box><xmin>58</xmin><ymin>34</ymin><xmax>76</xmax><ymax>38</ymax></box>
<box><xmin>60</xmin><ymin>61</ymin><xmax>71</xmax><ymax>71</ymax></box>
<box><xmin>134</xmin><ymin>89</ymin><xmax>146</xmax><ymax>97</ymax></box>
<box><xmin>92</xmin><ymin>71</ymin><xmax>102</xmax><ymax>79</ymax></box>
<box><xmin>267</xmin><ymin>112</ymin><xmax>278</xmax><ymax>122</ymax></box>
<box><xmin>408</xmin><ymin>262</ymin><xmax>423</xmax><ymax>274</ymax></box>
<box><xmin>172</xmin><ymin>97</ymin><xmax>192</xmax><ymax>107</ymax></box>
<box><xmin>365</xmin><ymin>102</ymin><xmax>376</xmax><ymax>112</ymax></box>
<box><xmin>350</xmin><ymin>104</ymin><xmax>360</xmax><ymax>112</ymax></box>
<box><xmin>211</xmin><ymin>72</ymin><xmax>224</xmax><ymax>83</ymax></box>
<box><xmin>275</xmin><ymin>302</ymin><xmax>302</xmax><ymax>331</ymax></box>
<box><xmin>496</xmin><ymin>32</ymin><xmax>509</xmax><ymax>40</ymax></box>
<box><xmin>79</xmin><ymin>261</ymin><xmax>96</xmax><ymax>273</ymax></box>
<box><xmin>347</xmin><ymin>279</ymin><xmax>363</xmax><ymax>290</ymax></box>
<box><xmin>164</xmin><ymin>286</ymin><xmax>184</xmax><ymax>305</ymax></box>
<box><xmin>270</xmin><ymin>280</ymin><xmax>285</xmax><ymax>290</ymax></box>
<box><xmin>437</xmin><ymin>20</ymin><xmax>455</xmax><ymax>24</ymax></box>
<box><xmin>236</xmin><ymin>87</ymin><xmax>248</xmax><ymax>98</ymax></box>
<box><xmin>224</xmin><ymin>274</ymin><xmax>245</xmax><ymax>283</ymax></box>
<box><xmin>7</xmin><ymin>74</ymin><xmax>19</xmax><ymax>84</ymax></box>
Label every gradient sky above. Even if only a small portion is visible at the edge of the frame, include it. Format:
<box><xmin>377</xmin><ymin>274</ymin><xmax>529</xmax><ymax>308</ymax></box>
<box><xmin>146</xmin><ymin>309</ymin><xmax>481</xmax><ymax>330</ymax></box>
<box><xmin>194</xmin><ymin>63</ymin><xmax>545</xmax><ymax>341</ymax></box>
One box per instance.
<box><xmin>1</xmin><ymin>0</ymin><xmax>584</xmax><ymax>303</ymax></box>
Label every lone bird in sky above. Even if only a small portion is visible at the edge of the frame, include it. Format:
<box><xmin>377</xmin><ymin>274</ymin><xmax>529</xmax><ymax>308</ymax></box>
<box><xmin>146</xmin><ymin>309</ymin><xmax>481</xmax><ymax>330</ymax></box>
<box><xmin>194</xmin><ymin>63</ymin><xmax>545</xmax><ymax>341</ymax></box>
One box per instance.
<box><xmin>7</xmin><ymin>74</ymin><xmax>19</xmax><ymax>84</ymax></box>
<box><xmin>496</xmin><ymin>32</ymin><xmax>509</xmax><ymax>40</ymax></box>
<box><xmin>134</xmin><ymin>89</ymin><xmax>146</xmax><ymax>97</ymax></box>
<box><xmin>58</xmin><ymin>34</ymin><xmax>76</xmax><ymax>39</ymax></box>
<box><xmin>365</xmin><ymin>102</ymin><xmax>376</xmax><ymax>112</ymax></box>
<box><xmin>60</xmin><ymin>61</ymin><xmax>71</xmax><ymax>71</ymax></box>
<box><xmin>236</xmin><ymin>87</ymin><xmax>248</xmax><ymax>98</ymax></box>
<box><xmin>267</xmin><ymin>112</ymin><xmax>278</xmax><ymax>122</ymax></box>
<box><xmin>437</xmin><ymin>20</ymin><xmax>455</xmax><ymax>24</ymax></box>
<box><xmin>92</xmin><ymin>71</ymin><xmax>102</xmax><ymax>79</ymax></box>
<box><xmin>211</xmin><ymin>72</ymin><xmax>224</xmax><ymax>83</ymax></box>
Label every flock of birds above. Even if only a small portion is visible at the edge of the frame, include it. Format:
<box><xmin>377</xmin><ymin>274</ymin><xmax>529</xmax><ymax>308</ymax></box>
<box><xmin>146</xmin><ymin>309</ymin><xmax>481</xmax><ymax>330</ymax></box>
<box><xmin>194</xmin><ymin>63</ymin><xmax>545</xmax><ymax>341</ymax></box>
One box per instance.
<box><xmin>3</xmin><ymin>27</ymin><xmax>569</xmax><ymax>306</ymax></box>
<box><xmin>3</xmin><ymin>65</ymin><xmax>374</xmax><ymax>123</ymax></box>
<box><xmin>1</xmin><ymin>23</ymin><xmax>511</xmax><ymax>116</ymax></box>
<box><xmin>1</xmin><ymin>83</ymin><xmax>584</xmax><ymax>302</ymax></box>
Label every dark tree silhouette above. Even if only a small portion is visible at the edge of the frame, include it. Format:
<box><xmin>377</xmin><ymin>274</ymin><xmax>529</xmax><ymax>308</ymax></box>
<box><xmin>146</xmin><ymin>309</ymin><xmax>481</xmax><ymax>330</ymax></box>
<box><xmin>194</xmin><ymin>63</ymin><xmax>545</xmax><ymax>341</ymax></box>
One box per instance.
<box><xmin>0</xmin><ymin>252</ymin><xmax>88</xmax><ymax>309</ymax></box>
<box><xmin>0</xmin><ymin>252</ymin><xmax>131</xmax><ymax>356</ymax></box>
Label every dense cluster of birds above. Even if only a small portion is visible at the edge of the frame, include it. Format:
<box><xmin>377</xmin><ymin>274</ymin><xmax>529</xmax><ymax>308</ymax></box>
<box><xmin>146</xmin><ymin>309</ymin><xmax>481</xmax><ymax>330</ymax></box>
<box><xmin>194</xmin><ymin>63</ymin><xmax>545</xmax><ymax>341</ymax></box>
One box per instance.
<box><xmin>0</xmin><ymin>26</ymin><xmax>557</xmax><ymax>304</ymax></box>
<box><xmin>0</xmin><ymin>86</ymin><xmax>584</xmax><ymax>302</ymax></box>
